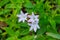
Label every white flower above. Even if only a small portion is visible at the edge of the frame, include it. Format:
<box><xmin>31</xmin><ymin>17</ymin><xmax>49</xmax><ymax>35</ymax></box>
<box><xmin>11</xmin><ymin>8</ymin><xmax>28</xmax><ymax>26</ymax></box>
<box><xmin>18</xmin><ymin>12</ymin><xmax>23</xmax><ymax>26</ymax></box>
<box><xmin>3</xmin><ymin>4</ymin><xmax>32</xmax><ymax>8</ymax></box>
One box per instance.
<box><xmin>17</xmin><ymin>11</ymin><xmax>28</xmax><ymax>22</ymax></box>
<box><xmin>28</xmin><ymin>12</ymin><xmax>39</xmax><ymax>23</ymax></box>
<box><xmin>28</xmin><ymin>21</ymin><xmax>40</xmax><ymax>32</ymax></box>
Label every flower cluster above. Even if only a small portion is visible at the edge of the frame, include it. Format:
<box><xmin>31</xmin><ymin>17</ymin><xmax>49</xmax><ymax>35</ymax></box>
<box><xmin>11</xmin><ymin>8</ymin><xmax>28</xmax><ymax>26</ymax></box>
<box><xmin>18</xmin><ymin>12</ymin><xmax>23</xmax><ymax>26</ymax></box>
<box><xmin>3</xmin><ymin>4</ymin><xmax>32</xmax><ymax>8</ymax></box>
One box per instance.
<box><xmin>17</xmin><ymin>11</ymin><xmax>40</xmax><ymax>32</ymax></box>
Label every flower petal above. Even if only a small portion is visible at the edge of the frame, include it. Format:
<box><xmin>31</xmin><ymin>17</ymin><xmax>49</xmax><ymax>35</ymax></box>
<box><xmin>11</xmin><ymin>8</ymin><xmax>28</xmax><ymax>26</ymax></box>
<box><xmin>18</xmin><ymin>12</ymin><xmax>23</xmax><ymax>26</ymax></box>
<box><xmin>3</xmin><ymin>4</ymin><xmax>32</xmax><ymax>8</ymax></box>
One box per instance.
<box><xmin>28</xmin><ymin>19</ymin><xmax>33</xmax><ymax>22</ymax></box>
<box><xmin>35</xmin><ymin>15</ymin><xmax>39</xmax><ymax>18</ymax></box>
<box><xmin>34</xmin><ymin>26</ymin><xmax>37</xmax><ymax>32</ymax></box>
<box><xmin>25</xmin><ymin>13</ymin><xmax>28</xmax><ymax>15</ymax></box>
<box><xmin>28</xmin><ymin>15</ymin><xmax>31</xmax><ymax>18</ymax></box>
<box><xmin>18</xmin><ymin>19</ymin><xmax>22</xmax><ymax>22</ymax></box>
<box><xmin>29</xmin><ymin>26</ymin><xmax>33</xmax><ymax>31</ymax></box>
<box><xmin>17</xmin><ymin>15</ymin><xmax>21</xmax><ymax>17</ymax></box>
<box><xmin>37</xmin><ymin>25</ymin><xmax>40</xmax><ymax>29</ymax></box>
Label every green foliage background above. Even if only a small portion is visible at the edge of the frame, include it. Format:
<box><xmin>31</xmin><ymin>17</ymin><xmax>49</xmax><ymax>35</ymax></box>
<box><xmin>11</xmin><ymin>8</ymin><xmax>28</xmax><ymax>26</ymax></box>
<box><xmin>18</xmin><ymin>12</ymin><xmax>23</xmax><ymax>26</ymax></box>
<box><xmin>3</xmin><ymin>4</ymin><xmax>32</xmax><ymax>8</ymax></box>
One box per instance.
<box><xmin>0</xmin><ymin>0</ymin><xmax>60</xmax><ymax>40</ymax></box>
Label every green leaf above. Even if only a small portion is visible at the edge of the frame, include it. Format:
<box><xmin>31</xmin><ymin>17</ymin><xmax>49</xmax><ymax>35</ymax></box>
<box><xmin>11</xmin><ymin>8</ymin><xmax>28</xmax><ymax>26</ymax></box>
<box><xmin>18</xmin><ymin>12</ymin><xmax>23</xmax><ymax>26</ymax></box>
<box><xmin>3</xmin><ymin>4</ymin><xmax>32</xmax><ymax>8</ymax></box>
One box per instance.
<box><xmin>48</xmin><ymin>18</ymin><xmax>57</xmax><ymax>33</ymax></box>
<box><xmin>46</xmin><ymin>36</ymin><xmax>56</xmax><ymax>40</ymax></box>
<box><xmin>37</xmin><ymin>16</ymin><xmax>48</xmax><ymax>35</ymax></box>
<box><xmin>5</xmin><ymin>3</ymin><xmax>22</xmax><ymax>9</ymax></box>
<box><xmin>46</xmin><ymin>32</ymin><xmax>60</xmax><ymax>39</ymax></box>
<box><xmin>19</xmin><ymin>22</ymin><xmax>29</xmax><ymax>27</ymax></box>
<box><xmin>6</xmin><ymin>37</ymin><xmax>19</xmax><ymax>40</ymax></box>
<box><xmin>0</xmin><ymin>0</ymin><xmax>9</xmax><ymax>7</ymax></box>
<box><xmin>4</xmin><ymin>27</ymin><xmax>15</xmax><ymax>36</ymax></box>
<box><xmin>54</xmin><ymin>15</ymin><xmax>60</xmax><ymax>24</ymax></box>
<box><xmin>24</xmin><ymin>1</ymin><xmax>34</xmax><ymax>8</ymax></box>
<box><xmin>15</xmin><ymin>30</ymin><xmax>20</xmax><ymax>37</ymax></box>
<box><xmin>56</xmin><ymin>0</ymin><xmax>60</xmax><ymax>5</ymax></box>
<box><xmin>21</xmin><ymin>35</ymin><xmax>34</xmax><ymax>40</ymax></box>
<box><xmin>0</xmin><ymin>9</ymin><xmax>11</xmax><ymax>15</ymax></box>
<box><xmin>35</xmin><ymin>35</ymin><xmax>45</xmax><ymax>40</ymax></box>
<box><xmin>5</xmin><ymin>3</ymin><xmax>15</xmax><ymax>8</ymax></box>
<box><xmin>10</xmin><ymin>0</ymin><xmax>24</xmax><ymax>4</ymax></box>
<box><xmin>0</xmin><ymin>30</ymin><xmax>2</xmax><ymax>33</ymax></box>
<box><xmin>47</xmin><ymin>25</ymin><xmax>57</xmax><ymax>33</ymax></box>
<box><xmin>37</xmin><ymin>25</ymin><xmax>46</xmax><ymax>35</ymax></box>
<box><xmin>20</xmin><ymin>28</ymin><xmax>29</xmax><ymax>35</ymax></box>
